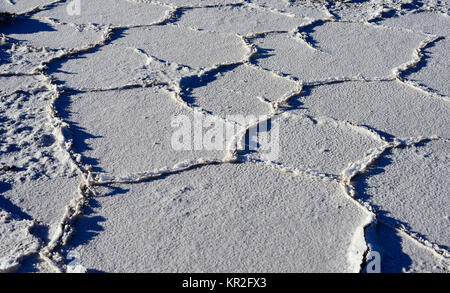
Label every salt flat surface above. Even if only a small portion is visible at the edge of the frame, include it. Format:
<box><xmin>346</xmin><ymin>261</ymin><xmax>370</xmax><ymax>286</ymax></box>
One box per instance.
<box><xmin>0</xmin><ymin>0</ymin><xmax>449</xmax><ymax>273</ymax></box>
<box><xmin>67</xmin><ymin>163</ymin><xmax>368</xmax><ymax>273</ymax></box>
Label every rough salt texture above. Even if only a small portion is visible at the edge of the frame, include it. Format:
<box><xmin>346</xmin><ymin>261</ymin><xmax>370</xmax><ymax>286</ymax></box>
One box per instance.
<box><xmin>0</xmin><ymin>0</ymin><xmax>449</xmax><ymax>273</ymax></box>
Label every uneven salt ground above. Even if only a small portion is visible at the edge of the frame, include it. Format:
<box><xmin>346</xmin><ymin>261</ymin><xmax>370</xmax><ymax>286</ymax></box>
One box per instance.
<box><xmin>174</xmin><ymin>5</ymin><xmax>310</xmax><ymax>35</ymax></box>
<box><xmin>250</xmin><ymin>21</ymin><xmax>425</xmax><ymax>82</ymax></box>
<box><xmin>49</xmin><ymin>45</ymin><xmax>150</xmax><ymax>90</ymax></box>
<box><xmin>0</xmin><ymin>18</ymin><xmax>102</xmax><ymax>50</ymax></box>
<box><xmin>13</xmin><ymin>254</ymin><xmax>55</xmax><ymax>272</ymax></box>
<box><xmin>59</xmin><ymin>86</ymin><xmax>228</xmax><ymax>177</ymax></box>
<box><xmin>183</xmin><ymin>64</ymin><xmax>298</xmax><ymax>119</ymax></box>
<box><xmin>244</xmin><ymin>113</ymin><xmax>383</xmax><ymax>175</ymax></box>
<box><xmin>0</xmin><ymin>22</ymin><xmax>103</xmax><ymax>75</ymax></box>
<box><xmin>135</xmin><ymin>0</ymin><xmax>241</xmax><ymax>6</ymax></box>
<box><xmin>378</xmin><ymin>11</ymin><xmax>450</xmax><ymax>36</ymax></box>
<box><xmin>34</xmin><ymin>0</ymin><xmax>170</xmax><ymax>27</ymax></box>
<box><xmin>66</xmin><ymin>163</ymin><xmax>369</xmax><ymax>273</ymax></box>
<box><xmin>0</xmin><ymin>76</ymin><xmax>69</xmax><ymax>179</ymax></box>
<box><xmin>355</xmin><ymin>140</ymin><xmax>450</xmax><ymax>250</ymax></box>
<box><xmin>0</xmin><ymin>73</ymin><xmax>79</xmax><ymax>271</ymax></box>
<box><xmin>0</xmin><ymin>209</ymin><xmax>40</xmax><ymax>273</ymax></box>
<box><xmin>247</xmin><ymin>0</ymin><xmax>330</xmax><ymax>18</ymax></box>
<box><xmin>290</xmin><ymin>81</ymin><xmax>450</xmax><ymax>139</ymax></box>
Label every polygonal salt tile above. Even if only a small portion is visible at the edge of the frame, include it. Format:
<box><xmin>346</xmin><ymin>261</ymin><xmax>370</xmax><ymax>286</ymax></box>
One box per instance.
<box><xmin>404</xmin><ymin>38</ymin><xmax>450</xmax><ymax>96</ymax></box>
<box><xmin>34</xmin><ymin>0</ymin><xmax>170</xmax><ymax>27</ymax></box>
<box><xmin>113</xmin><ymin>25</ymin><xmax>249</xmax><ymax>68</ymax></box>
<box><xmin>48</xmin><ymin>45</ymin><xmax>148</xmax><ymax>90</ymax></box>
<box><xmin>175</xmin><ymin>5</ymin><xmax>308</xmax><ymax>35</ymax></box>
<box><xmin>182</xmin><ymin>64</ymin><xmax>298</xmax><ymax>120</ymax></box>
<box><xmin>355</xmin><ymin>140</ymin><xmax>450</xmax><ymax>249</ymax></box>
<box><xmin>66</xmin><ymin>163</ymin><xmax>369</xmax><ymax>272</ymax></box>
<box><xmin>291</xmin><ymin>80</ymin><xmax>450</xmax><ymax>139</ymax></box>
<box><xmin>58</xmin><ymin>86</ymin><xmax>231</xmax><ymax>177</ymax></box>
<box><xmin>0</xmin><ymin>209</ymin><xmax>40</xmax><ymax>273</ymax></box>
<box><xmin>250</xmin><ymin>22</ymin><xmax>424</xmax><ymax>81</ymax></box>
<box><xmin>1</xmin><ymin>17</ymin><xmax>103</xmax><ymax>50</ymax></box>
<box><xmin>378</xmin><ymin>11</ymin><xmax>450</xmax><ymax>36</ymax></box>
<box><xmin>244</xmin><ymin>113</ymin><xmax>382</xmax><ymax>174</ymax></box>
